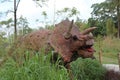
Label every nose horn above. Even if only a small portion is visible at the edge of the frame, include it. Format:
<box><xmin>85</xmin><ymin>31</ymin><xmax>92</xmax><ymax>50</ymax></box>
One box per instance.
<box><xmin>81</xmin><ymin>27</ymin><xmax>97</xmax><ymax>35</ymax></box>
<box><xmin>64</xmin><ymin>20</ymin><xmax>74</xmax><ymax>39</ymax></box>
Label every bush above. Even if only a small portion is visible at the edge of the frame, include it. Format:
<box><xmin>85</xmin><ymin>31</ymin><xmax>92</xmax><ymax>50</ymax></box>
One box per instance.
<box><xmin>71</xmin><ymin>58</ymin><xmax>106</xmax><ymax>80</ymax></box>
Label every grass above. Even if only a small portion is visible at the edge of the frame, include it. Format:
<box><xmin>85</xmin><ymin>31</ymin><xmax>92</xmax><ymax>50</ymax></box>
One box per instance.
<box><xmin>0</xmin><ymin>53</ymin><xmax>69</xmax><ymax>80</ymax></box>
<box><xmin>0</xmin><ymin>52</ymin><xmax>107</xmax><ymax>80</ymax></box>
<box><xmin>94</xmin><ymin>37</ymin><xmax>120</xmax><ymax>64</ymax></box>
<box><xmin>0</xmin><ymin>37</ymin><xmax>120</xmax><ymax>80</ymax></box>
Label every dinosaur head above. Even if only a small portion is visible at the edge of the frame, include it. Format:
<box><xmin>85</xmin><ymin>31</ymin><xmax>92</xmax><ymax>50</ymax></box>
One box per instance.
<box><xmin>63</xmin><ymin>20</ymin><xmax>96</xmax><ymax>58</ymax></box>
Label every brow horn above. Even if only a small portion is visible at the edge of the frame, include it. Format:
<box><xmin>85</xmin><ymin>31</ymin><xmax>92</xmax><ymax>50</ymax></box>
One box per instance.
<box><xmin>64</xmin><ymin>20</ymin><xmax>74</xmax><ymax>39</ymax></box>
<box><xmin>81</xmin><ymin>27</ymin><xmax>97</xmax><ymax>35</ymax></box>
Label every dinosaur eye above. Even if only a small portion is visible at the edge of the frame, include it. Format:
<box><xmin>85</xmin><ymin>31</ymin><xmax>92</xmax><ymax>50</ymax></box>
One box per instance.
<box><xmin>72</xmin><ymin>35</ymin><xmax>78</xmax><ymax>40</ymax></box>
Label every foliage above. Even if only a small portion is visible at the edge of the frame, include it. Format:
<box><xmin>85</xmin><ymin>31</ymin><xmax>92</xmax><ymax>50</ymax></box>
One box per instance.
<box><xmin>88</xmin><ymin>18</ymin><xmax>106</xmax><ymax>36</ymax></box>
<box><xmin>90</xmin><ymin>0</ymin><xmax>120</xmax><ymax>38</ymax></box>
<box><xmin>71</xmin><ymin>58</ymin><xmax>106</xmax><ymax>80</ymax></box>
<box><xmin>75</xmin><ymin>18</ymin><xmax>89</xmax><ymax>31</ymax></box>
<box><xmin>42</xmin><ymin>11</ymin><xmax>47</xmax><ymax>18</ymax></box>
<box><xmin>17</xmin><ymin>16</ymin><xmax>32</xmax><ymax>35</ymax></box>
<box><xmin>56</xmin><ymin>7</ymin><xmax>80</xmax><ymax>22</ymax></box>
<box><xmin>0</xmin><ymin>0</ymin><xmax>11</xmax><ymax>3</ymax></box>
<box><xmin>0</xmin><ymin>31</ymin><xmax>7</xmax><ymax>54</ymax></box>
<box><xmin>0</xmin><ymin>18</ymin><xmax>13</xmax><ymax>28</ymax></box>
<box><xmin>0</xmin><ymin>51</ymin><xmax>69</xmax><ymax>80</ymax></box>
<box><xmin>45</xmin><ymin>25</ymin><xmax>54</xmax><ymax>30</ymax></box>
<box><xmin>91</xmin><ymin>1</ymin><xmax>115</xmax><ymax>20</ymax></box>
<box><xmin>106</xmin><ymin>18</ymin><xmax>117</xmax><ymax>37</ymax></box>
<box><xmin>33</xmin><ymin>0</ymin><xmax>48</xmax><ymax>7</ymax></box>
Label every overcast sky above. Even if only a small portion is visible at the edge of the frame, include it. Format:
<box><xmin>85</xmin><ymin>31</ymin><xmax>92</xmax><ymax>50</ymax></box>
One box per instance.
<box><xmin>0</xmin><ymin>0</ymin><xmax>105</xmax><ymax>28</ymax></box>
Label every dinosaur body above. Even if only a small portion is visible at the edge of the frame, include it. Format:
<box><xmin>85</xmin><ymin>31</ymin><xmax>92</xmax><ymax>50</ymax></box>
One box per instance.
<box><xmin>1</xmin><ymin>19</ymin><xmax>96</xmax><ymax>68</ymax></box>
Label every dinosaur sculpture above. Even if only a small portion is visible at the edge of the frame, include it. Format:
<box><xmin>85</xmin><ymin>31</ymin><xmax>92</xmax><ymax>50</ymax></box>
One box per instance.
<box><xmin>1</xmin><ymin>19</ymin><xmax>96</xmax><ymax>69</ymax></box>
<box><xmin>49</xmin><ymin>19</ymin><xmax>96</xmax><ymax>68</ymax></box>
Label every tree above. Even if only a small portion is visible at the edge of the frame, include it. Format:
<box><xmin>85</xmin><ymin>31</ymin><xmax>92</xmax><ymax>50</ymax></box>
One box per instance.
<box><xmin>75</xmin><ymin>18</ymin><xmax>88</xmax><ymax>31</ymax></box>
<box><xmin>0</xmin><ymin>18</ymin><xmax>14</xmax><ymax>43</ymax></box>
<box><xmin>0</xmin><ymin>31</ymin><xmax>8</xmax><ymax>56</ymax></box>
<box><xmin>1</xmin><ymin>0</ymin><xmax>48</xmax><ymax>40</ymax></box>
<box><xmin>106</xmin><ymin>0</ymin><xmax>120</xmax><ymax>38</ymax></box>
<box><xmin>88</xmin><ymin>18</ymin><xmax>106</xmax><ymax>36</ymax></box>
<box><xmin>0</xmin><ymin>18</ymin><xmax>13</xmax><ymax>28</ymax></box>
<box><xmin>41</xmin><ymin>11</ymin><xmax>48</xmax><ymax>26</ymax></box>
<box><xmin>56</xmin><ymin>7</ymin><xmax>80</xmax><ymax>22</ymax></box>
<box><xmin>91</xmin><ymin>0</ymin><xmax>120</xmax><ymax>38</ymax></box>
<box><xmin>17</xmin><ymin>16</ymin><xmax>32</xmax><ymax>35</ymax></box>
<box><xmin>116</xmin><ymin>0</ymin><xmax>120</xmax><ymax>38</ymax></box>
<box><xmin>0</xmin><ymin>18</ymin><xmax>14</xmax><ymax>44</ymax></box>
<box><xmin>33</xmin><ymin>0</ymin><xmax>48</xmax><ymax>7</ymax></box>
<box><xmin>106</xmin><ymin>18</ymin><xmax>117</xmax><ymax>36</ymax></box>
<box><xmin>14</xmin><ymin>0</ymin><xmax>20</xmax><ymax>39</ymax></box>
<box><xmin>91</xmin><ymin>1</ymin><xmax>115</xmax><ymax>20</ymax></box>
<box><xmin>0</xmin><ymin>0</ymin><xmax>21</xmax><ymax>39</ymax></box>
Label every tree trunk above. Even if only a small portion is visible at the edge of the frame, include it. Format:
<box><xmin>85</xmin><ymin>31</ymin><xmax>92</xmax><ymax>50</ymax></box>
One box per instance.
<box><xmin>117</xmin><ymin>0</ymin><xmax>120</xmax><ymax>38</ymax></box>
<box><xmin>14</xmin><ymin>0</ymin><xmax>17</xmax><ymax>40</ymax></box>
<box><xmin>53</xmin><ymin>0</ymin><xmax>56</xmax><ymax>26</ymax></box>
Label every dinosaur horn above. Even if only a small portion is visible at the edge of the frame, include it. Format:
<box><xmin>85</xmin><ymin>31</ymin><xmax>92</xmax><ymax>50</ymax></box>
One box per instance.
<box><xmin>81</xmin><ymin>27</ymin><xmax>97</xmax><ymax>35</ymax></box>
<box><xmin>64</xmin><ymin>20</ymin><xmax>74</xmax><ymax>39</ymax></box>
<box><xmin>67</xmin><ymin>20</ymin><xmax>74</xmax><ymax>34</ymax></box>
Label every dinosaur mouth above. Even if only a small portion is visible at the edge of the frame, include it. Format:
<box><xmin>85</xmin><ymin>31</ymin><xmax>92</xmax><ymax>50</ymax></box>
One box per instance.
<box><xmin>80</xmin><ymin>45</ymin><xmax>95</xmax><ymax>53</ymax></box>
<box><xmin>86</xmin><ymin>47</ymin><xmax>94</xmax><ymax>52</ymax></box>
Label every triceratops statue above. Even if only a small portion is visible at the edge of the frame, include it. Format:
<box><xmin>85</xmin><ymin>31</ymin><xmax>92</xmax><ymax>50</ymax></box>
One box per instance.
<box><xmin>1</xmin><ymin>19</ymin><xmax>96</xmax><ymax>69</ymax></box>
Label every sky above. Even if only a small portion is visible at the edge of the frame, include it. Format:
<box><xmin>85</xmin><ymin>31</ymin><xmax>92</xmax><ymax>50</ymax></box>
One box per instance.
<box><xmin>0</xmin><ymin>0</ymin><xmax>105</xmax><ymax>29</ymax></box>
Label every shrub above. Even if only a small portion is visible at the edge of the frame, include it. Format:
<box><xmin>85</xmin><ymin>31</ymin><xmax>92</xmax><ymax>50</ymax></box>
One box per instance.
<box><xmin>71</xmin><ymin>58</ymin><xmax>106</xmax><ymax>80</ymax></box>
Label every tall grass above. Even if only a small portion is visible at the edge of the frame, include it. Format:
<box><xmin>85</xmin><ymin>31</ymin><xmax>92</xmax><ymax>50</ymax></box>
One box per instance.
<box><xmin>94</xmin><ymin>37</ymin><xmax>120</xmax><ymax>64</ymax></box>
<box><xmin>0</xmin><ymin>39</ymin><xmax>116</xmax><ymax>80</ymax></box>
<box><xmin>0</xmin><ymin>50</ymin><xmax>107</xmax><ymax>80</ymax></box>
<box><xmin>0</xmin><ymin>52</ymin><xmax>69</xmax><ymax>80</ymax></box>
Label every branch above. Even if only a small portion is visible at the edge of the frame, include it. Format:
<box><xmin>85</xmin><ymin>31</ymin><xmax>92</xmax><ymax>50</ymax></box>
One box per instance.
<box><xmin>16</xmin><ymin>0</ymin><xmax>21</xmax><ymax>11</ymax></box>
<box><xmin>5</xmin><ymin>10</ymin><xmax>14</xmax><ymax>16</ymax></box>
<box><xmin>0</xmin><ymin>0</ymin><xmax>12</xmax><ymax>3</ymax></box>
<box><xmin>33</xmin><ymin>0</ymin><xmax>48</xmax><ymax>8</ymax></box>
